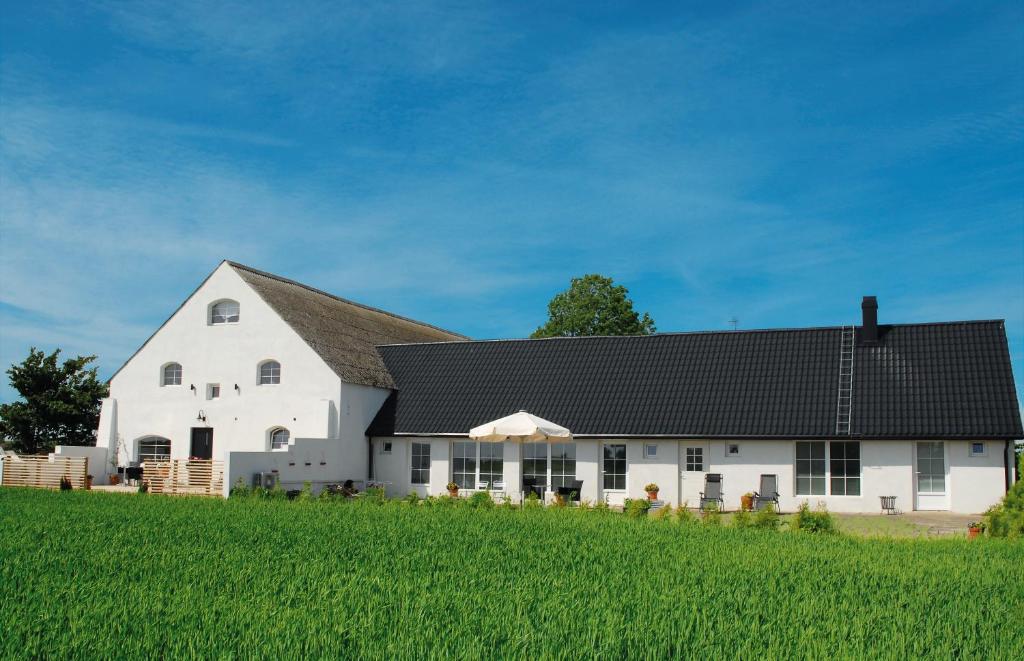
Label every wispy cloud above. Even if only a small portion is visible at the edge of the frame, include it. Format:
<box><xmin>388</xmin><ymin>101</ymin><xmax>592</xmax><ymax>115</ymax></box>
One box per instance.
<box><xmin>1</xmin><ymin>1</ymin><xmax>1021</xmax><ymax>402</ymax></box>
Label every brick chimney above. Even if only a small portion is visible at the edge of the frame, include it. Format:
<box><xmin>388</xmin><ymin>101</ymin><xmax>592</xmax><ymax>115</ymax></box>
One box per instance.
<box><xmin>861</xmin><ymin>296</ymin><xmax>878</xmax><ymax>345</ymax></box>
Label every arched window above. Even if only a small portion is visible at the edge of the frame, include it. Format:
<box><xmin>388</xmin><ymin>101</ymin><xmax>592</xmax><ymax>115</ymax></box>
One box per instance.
<box><xmin>270</xmin><ymin>428</ymin><xmax>290</xmax><ymax>451</ymax></box>
<box><xmin>162</xmin><ymin>362</ymin><xmax>182</xmax><ymax>386</ymax></box>
<box><xmin>258</xmin><ymin>360</ymin><xmax>281</xmax><ymax>385</ymax></box>
<box><xmin>137</xmin><ymin>436</ymin><xmax>171</xmax><ymax>463</ymax></box>
<box><xmin>210</xmin><ymin>299</ymin><xmax>240</xmax><ymax>325</ymax></box>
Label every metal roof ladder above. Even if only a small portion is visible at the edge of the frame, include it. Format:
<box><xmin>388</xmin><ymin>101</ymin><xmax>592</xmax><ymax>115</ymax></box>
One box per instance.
<box><xmin>835</xmin><ymin>326</ymin><xmax>854</xmax><ymax>435</ymax></box>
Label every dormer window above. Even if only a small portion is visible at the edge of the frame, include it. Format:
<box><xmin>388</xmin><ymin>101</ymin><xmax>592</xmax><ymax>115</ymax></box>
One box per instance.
<box><xmin>259</xmin><ymin>360</ymin><xmax>281</xmax><ymax>385</ymax></box>
<box><xmin>210</xmin><ymin>300</ymin><xmax>240</xmax><ymax>325</ymax></box>
<box><xmin>162</xmin><ymin>362</ymin><xmax>182</xmax><ymax>386</ymax></box>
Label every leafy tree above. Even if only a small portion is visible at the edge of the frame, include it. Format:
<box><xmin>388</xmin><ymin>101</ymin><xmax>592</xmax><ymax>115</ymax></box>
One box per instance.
<box><xmin>532</xmin><ymin>274</ymin><xmax>656</xmax><ymax>338</ymax></box>
<box><xmin>0</xmin><ymin>348</ymin><xmax>108</xmax><ymax>454</ymax></box>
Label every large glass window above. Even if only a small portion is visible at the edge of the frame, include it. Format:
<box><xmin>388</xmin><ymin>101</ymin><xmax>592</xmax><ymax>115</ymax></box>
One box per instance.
<box><xmin>685</xmin><ymin>447</ymin><xmax>704</xmax><ymax>472</ymax></box>
<box><xmin>603</xmin><ymin>444</ymin><xmax>626</xmax><ymax>490</ymax></box>
<box><xmin>451</xmin><ymin>442</ymin><xmax>509</xmax><ymax>488</ymax></box>
<box><xmin>550</xmin><ymin>443</ymin><xmax>577</xmax><ymax>489</ymax></box>
<box><xmin>479</xmin><ymin>443</ymin><xmax>504</xmax><ymax>487</ymax></box>
<box><xmin>270</xmin><ymin>428</ymin><xmax>290</xmax><ymax>451</ymax></box>
<box><xmin>210</xmin><ymin>300</ymin><xmax>240</xmax><ymax>324</ymax></box>
<box><xmin>162</xmin><ymin>363</ymin><xmax>182</xmax><ymax>386</ymax></box>
<box><xmin>259</xmin><ymin>360</ymin><xmax>281</xmax><ymax>385</ymax></box>
<box><xmin>830</xmin><ymin>441</ymin><xmax>861</xmax><ymax>496</ymax></box>
<box><xmin>796</xmin><ymin>441</ymin><xmax>826</xmax><ymax>496</ymax></box>
<box><xmin>411</xmin><ymin>442</ymin><xmax>430</xmax><ymax>485</ymax></box>
<box><xmin>522</xmin><ymin>443</ymin><xmax>547</xmax><ymax>486</ymax></box>
<box><xmin>452</xmin><ymin>441</ymin><xmax>477</xmax><ymax>489</ymax></box>
<box><xmin>137</xmin><ymin>436</ymin><xmax>171</xmax><ymax>463</ymax></box>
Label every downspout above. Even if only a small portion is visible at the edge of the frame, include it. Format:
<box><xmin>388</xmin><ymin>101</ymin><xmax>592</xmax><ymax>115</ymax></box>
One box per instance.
<box><xmin>1006</xmin><ymin>440</ymin><xmax>1012</xmax><ymax>493</ymax></box>
<box><xmin>364</xmin><ymin>437</ymin><xmax>372</xmax><ymax>485</ymax></box>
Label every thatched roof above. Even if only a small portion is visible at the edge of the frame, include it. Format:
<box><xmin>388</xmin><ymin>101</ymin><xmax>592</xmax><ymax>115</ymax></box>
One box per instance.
<box><xmin>231</xmin><ymin>262</ymin><xmax>465</xmax><ymax>389</ymax></box>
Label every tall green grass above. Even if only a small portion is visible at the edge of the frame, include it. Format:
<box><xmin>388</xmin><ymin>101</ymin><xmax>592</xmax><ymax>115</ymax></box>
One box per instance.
<box><xmin>1</xmin><ymin>488</ymin><xmax>1022</xmax><ymax>659</ymax></box>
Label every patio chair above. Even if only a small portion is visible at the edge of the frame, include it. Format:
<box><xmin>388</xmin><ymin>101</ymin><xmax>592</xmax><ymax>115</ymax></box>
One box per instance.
<box><xmin>700</xmin><ymin>473</ymin><xmax>724</xmax><ymax>511</ymax></box>
<box><xmin>753</xmin><ymin>474</ymin><xmax>780</xmax><ymax>511</ymax></box>
<box><xmin>477</xmin><ymin>480</ymin><xmax>506</xmax><ymax>496</ymax></box>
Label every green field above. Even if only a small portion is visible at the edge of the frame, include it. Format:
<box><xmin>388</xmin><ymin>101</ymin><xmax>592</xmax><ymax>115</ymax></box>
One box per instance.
<box><xmin>2</xmin><ymin>488</ymin><xmax>1022</xmax><ymax>659</ymax></box>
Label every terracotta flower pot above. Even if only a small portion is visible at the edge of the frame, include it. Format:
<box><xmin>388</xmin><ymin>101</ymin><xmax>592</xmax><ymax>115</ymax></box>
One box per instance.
<box><xmin>108</xmin><ymin>474</ymin><xmax>121</xmax><ymax>486</ymax></box>
<box><xmin>741</xmin><ymin>495</ymin><xmax>754</xmax><ymax>511</ymax></box>
<box><xmin>448</xmin><ymin>489</ymin><xmax>459</xmax><ymax>498</ymax></box>
<box><xmin>647</xmin><ymin>491</ymin><xmax>659</xmax><ymax>501</ymax></box>
<box><xmin>968</xmin><ymin>527</ymin><xmax>982</xmax><ymax>539</ymax></box>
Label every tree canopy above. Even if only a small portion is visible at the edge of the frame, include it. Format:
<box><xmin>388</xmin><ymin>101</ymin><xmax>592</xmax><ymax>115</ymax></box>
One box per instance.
<box><xmin>532</xmin><ymin>274</ymin><xmax>656</xmax><ymax>338</ymax></box>
<box><xmin>0</xmin><ymin>348</ymin><xmax>108</xmax><ymax>454</ymax></box>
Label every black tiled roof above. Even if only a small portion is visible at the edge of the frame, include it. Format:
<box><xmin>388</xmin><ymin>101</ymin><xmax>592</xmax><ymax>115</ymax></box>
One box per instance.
<box><xmin>367</xmin><ymin>321</ymin><xmax>1022</xmax><ymax>440</ymax></box>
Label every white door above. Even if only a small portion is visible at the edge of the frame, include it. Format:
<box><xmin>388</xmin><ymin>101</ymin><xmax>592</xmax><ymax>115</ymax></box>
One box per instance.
<box><xmin>915</xmin><ymin>441</ymin><xmax>949</xmax><ymax>511</ymax></box>
<box><xmin>679</xmin><ymin>442</ymin><xmax>709</xmax><ymax>508</ymax></box>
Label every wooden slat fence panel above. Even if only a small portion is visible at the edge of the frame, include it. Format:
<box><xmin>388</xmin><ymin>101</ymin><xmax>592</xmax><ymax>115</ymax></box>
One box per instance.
<box><xmin>1</xmin><ymin>455</ymin><xmax>88</xmax><ymax>489</ymax></box>
<box><xmin>142</xmin><ymin>460</ymin><xmax>224</xmax><ymax>496</ymax></box>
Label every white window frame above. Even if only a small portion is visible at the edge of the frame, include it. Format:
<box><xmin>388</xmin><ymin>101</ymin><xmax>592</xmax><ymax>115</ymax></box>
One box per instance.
<box><xmin>381</xmin><ymin>441</ymin><xmax>393</xmax><ymax>455</ymax></box>
<box><xmin>643</xmin><ymin>443</ymin><xmax>658</xmax><ymax>459</ymax></box>
<box><xmin>725</xmin><ymin>443</ymin><xmax>741</xmax><ymax>457</ymax></box>
<box><xmin>969</xmin><ymin>442</ymin><xmax>986</xmax><ymax>457</ymax></box>
<box><xmin>685</xmin><ymin>446</ymin><xmax>704</xmax><ymax>472</ymax></box>
<box><xmin>206</xmin><ymin>383</ymin><xmax>220</xmax><ymax>400</ymax></box>
<box><xmin>450</xmin><ymin>441</ymin><xmax>506</xmax><ymax>489</ymax></box>
<box><xmin>209</xmin><ymin>299</ymin><xmax>240</xmax><ymax>325</ymax></box>
<box><xmin>829</xmin><ymin>440</ymin><xmax>861</xmax><ymax>497</ymax></box>
<box><xmin>521</xmin><ymin>442</ymin><xmax>577</xmax><ymax>491</ymax></box>
<box><xmin>269</xmin><ymin>427</ymin><xmax>290</xmax><ymax>451</ymax></box>
<box><xmin>795</xmin><ymin>441</ymin><xmax>862</xmax><ymax>497</ymax></box>
<box><xmin>137</xmin><ymin>436</ymin><xmax>171</xmax><ymax>463</ymax></box>
<box><xmin>602</xmin><ymin>443</ymin><xmax>627</xmax><ymax>492</ymax></box>
<box><xmin>795</xmin><ymin>441</ymin><xmax>826</xmax><ymax>496</ymax></box>
<box><xmin>161</xmin><ymin>362</ymin><xmax>182</xmax><ymax>387</ymax></box>
<box><xmin>258</xmin><ymin>360</ymin><xmax>281</xmax><ymax>385</ymax></box>
<box><xmin>411</xmin><ymin>442</ymin><xmax>431</xmax><ymax>485</ymax></box>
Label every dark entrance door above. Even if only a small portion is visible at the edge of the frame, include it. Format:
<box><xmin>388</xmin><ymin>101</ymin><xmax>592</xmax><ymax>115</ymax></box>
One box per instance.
<box><xmin>190</xmin><ymin>428</ymin><xmax>213</xmax><ymax>460</ymax></box>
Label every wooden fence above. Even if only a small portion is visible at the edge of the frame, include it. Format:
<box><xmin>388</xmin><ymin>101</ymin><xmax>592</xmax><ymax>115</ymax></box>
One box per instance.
<box><xmin>1</xmin><ymin>455</ymin><xmax>89</xmax><ymax>489</ymax></box>
<box><xmin>143</xmin><ymin>460</ymin><xmax>224</xmax><ymax>496</ymax></box>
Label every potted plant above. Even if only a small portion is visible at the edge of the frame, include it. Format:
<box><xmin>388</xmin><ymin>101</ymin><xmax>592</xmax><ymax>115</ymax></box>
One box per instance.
<box><xmin>967</xmin><ymin>521</ymin><xmax>985</xmax><ymax>539</ymax></box>
<box><xmin>741</xmin><ymin>492</ymin><xmax>755</xmax><ymax>511</ymax></box>
<box><xmin>645</xmin><ymin>483</ymin><xmax>660</xmax><ymax>501</ymax></box>
<box><xmin>446</xmin><ymin>481</ymin><xmax>459</xmax><ymax>497</ymax></box>
<box><xmin>108</xmin><ymin>473</ymin><xmax>121</xmax><ymax>486</ymax></box>
<box><xmin>85</xmin><ymin>474</ymin><xmax>93</xmax><ymax>490</ymax></box>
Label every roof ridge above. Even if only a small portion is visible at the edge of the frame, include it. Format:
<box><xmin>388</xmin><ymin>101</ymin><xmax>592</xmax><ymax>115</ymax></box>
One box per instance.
<box><xmin>376</xmin><ymin>319</ymin><xmax>1007</xmax><ymax>348</ymax></box>
<box><xmin>226</xmin><ymin>260</ymin><xmax>468</xmax><ymax>339</ymax></box>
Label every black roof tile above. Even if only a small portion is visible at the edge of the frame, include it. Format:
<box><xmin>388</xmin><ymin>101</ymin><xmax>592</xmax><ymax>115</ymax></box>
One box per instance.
<box><xmin>368</xmin><ymin>321</ymin><xmax>1022</xmax><ymax>440</ymax></box>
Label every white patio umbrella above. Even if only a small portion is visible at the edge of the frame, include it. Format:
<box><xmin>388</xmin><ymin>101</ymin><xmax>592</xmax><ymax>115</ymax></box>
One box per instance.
<box><xmin>469</xmin><ymin>410</ymin><xmax>572</xmax><ymax>443</ymax></box>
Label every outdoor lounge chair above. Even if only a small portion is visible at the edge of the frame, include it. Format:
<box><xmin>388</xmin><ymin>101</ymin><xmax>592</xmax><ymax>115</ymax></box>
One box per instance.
<box><xmin>753</xmin><ymin>474</ymin><xmax>780</xmax><ymax>511</ymax></box>
<box><xmin>700</xmin><ymin>473</ymin><xmax>724</xmax><ymax>511</ymax></box>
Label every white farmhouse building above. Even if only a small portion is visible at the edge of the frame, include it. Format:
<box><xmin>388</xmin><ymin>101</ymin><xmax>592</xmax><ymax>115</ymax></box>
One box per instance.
<box><xmin>87</xmin><ymin>261</ymin><xmax>1021</xmax><ymax>514</ymax></box>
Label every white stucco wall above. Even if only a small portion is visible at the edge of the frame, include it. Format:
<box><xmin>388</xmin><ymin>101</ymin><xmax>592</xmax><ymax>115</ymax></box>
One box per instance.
<box><xmin>948</xmin><ymin>440</ymin><xmax>1008</xmax><ymax>514</ymax></box>
<box><xmin>369</xmin><ymin>436</ymin><xmax>1008</xmax><ymax>513</ymax></box>
<box><xmin>52</xmin><ymin>445</ymin><xmax>111</xmax><ymax>479</ymax></box>
<box><xmin>95</xmin><ymin>262</ymin><xmax>390</xmax><ymax>489</ymax></box>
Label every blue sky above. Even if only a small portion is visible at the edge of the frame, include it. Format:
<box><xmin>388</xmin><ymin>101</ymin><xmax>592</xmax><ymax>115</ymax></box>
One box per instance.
<box><xmin>1</xmin><ymin>1</ymin><xmax>1022</xmax><ymax>404</ymax></box>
